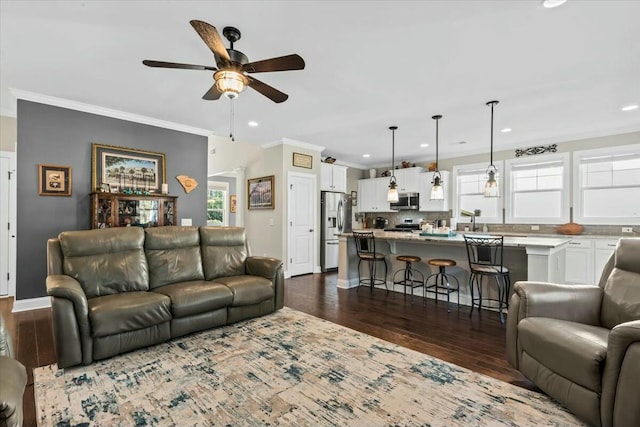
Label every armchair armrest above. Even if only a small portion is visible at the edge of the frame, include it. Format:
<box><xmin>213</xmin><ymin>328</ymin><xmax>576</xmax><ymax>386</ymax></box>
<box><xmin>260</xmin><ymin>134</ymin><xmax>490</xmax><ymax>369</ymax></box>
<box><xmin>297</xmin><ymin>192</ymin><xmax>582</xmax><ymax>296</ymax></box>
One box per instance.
<box><xmin>246</xmin><ymin>256</ymin><xmax>285</xmax><ymax>310</ymax></box>
<box><xmin>506</xmin><ymin>281</ymin><xmax>603</xmax><ymax>369</ymax></box>
<box><xmin>0</xmin><ymin>356</ymin><xmax>27</xmax><ymax>427</ymax></box>
<box><xmin>601</xmin><ymin>320</ymin><xmax>640</xmax><ymax>427</ymax></box>
<box><xmin>46</xmin><ymin>275</ymin><xmax>93</xmax><ymax>367</ymax></box>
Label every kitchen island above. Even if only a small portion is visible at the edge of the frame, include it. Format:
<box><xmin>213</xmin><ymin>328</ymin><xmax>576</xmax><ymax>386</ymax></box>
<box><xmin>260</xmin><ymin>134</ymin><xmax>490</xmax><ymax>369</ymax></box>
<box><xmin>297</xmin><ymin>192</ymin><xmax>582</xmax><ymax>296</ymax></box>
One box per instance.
<box><xmin>338</xmin><ymin>231</ymin><xmax>570</xmax><ymax>307</ymax></box>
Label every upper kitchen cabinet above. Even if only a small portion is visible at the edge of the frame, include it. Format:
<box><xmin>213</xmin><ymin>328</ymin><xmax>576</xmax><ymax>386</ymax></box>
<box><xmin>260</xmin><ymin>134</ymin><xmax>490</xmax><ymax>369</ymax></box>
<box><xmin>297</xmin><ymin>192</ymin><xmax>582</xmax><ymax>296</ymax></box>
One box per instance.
<box><xmin>418</xmin><ymin>171</ymin><xmax>450</xmax><ymax>212</ymax></box>
<box><xmin>391</xmin><ymin>167</ymin><xmax>424</xmax><ymax>193</ymax></box>
<box><xmin>321</xmin><ymin>163</ymin><xmax>348</xmax><ymax>193</ymax></box>
<box><xmin>358</xmin><ymin>178</ymin><xmax>396</xmax><ymax>212</ymax></box>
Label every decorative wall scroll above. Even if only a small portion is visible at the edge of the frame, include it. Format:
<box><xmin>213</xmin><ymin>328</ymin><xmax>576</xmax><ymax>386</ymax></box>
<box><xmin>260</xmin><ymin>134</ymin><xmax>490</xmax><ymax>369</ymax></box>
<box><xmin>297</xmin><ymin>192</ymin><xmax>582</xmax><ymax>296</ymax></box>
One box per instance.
<box><xmin>515</xmin><ymin>144</ymin><xmax>557</xmax><ymax>157</ymax></box>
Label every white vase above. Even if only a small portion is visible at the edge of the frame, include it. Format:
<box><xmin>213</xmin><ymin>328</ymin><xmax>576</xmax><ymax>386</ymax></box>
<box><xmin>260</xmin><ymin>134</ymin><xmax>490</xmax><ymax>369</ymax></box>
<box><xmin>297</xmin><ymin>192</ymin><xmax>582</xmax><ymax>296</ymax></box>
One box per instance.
<box><xmin>369</xmin><ymin>169</ymin><xmax>376</xmax><ymax>179</ymax></box>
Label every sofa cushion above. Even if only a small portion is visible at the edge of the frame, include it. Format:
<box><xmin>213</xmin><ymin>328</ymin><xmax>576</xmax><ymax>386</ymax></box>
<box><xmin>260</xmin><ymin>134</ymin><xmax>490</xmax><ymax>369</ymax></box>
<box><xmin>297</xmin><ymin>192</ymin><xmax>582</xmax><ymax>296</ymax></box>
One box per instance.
<box><xmin>213</xmin><ymin>275</ymin><xmax>273</xmax><ymax>306</ymax></box>
<box><xmin>88</xmin><ymin>292</ymin><xmax>171</xmax><ymax>337</ymax></box>
<box><xmin>152</xmin><ymin>280</ymin><xmax>233</xmax><ymax>318</ymax></box>
<box><xmin>59</xmin><ymin>228</ymin><xmax>149</xmax><ymax>298</ymax></box>
<box><xmin>600</xmin><ymin>238</ymin><xmax>640</xmax><ymax>329</ymax></box>
<box><xmin>519</xmin><ymin>317</ymin><xmax>609</xmax><ymax>393</ymax></box>
<box><xmin>144</xmin><ymin>226</ymin><xmax>205</xmax><ymax>288</ymax></box>
<box><xmin>200</xmin><ymin>227</ymin><xmax>247</xmax><ymax>280</ymax></box>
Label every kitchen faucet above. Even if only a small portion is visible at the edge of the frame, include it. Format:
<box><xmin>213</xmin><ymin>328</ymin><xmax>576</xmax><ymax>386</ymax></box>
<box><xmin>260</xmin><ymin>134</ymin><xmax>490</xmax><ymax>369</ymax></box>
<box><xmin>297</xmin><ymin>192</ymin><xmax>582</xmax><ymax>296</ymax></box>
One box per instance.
<box><xmin>461</xmin><ymin>209</ymin><xmax>482</xmax><ymax>232</ymax></box>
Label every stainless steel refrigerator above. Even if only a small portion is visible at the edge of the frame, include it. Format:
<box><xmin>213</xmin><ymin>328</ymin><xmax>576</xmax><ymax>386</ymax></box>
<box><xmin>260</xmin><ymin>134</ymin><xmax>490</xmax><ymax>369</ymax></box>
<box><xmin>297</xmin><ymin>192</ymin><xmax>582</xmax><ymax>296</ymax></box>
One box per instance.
<box><xmin>321</xmin><ymin>191</ymin><xmax>352</xmax><ymax>272</ymax></box>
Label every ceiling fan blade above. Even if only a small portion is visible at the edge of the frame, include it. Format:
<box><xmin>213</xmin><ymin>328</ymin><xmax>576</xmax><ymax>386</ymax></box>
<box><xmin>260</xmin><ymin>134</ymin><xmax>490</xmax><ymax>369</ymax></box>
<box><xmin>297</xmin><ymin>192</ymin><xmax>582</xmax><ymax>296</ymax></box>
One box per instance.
<box><xmin>190</xmin><ymin>20</ymin><xmax>231</xmax><ymax>66</ymax></box>
<box><xmin>243</xmin><ymin>54</ymin><xmax>305</xmax><ymax>73</ymax></box>
<box><xmin>246</xmin><ymin>75</ymin><xmax>288</xmax><ymax>103</ymax></box>
<box><xmin>143</xmin><ymin>60</ymin><xmax>217</xmax><ymax>71</ymax></box>
<box><xmin>202</xmin><ymin>84</ymin><xmax>222</xmax><ymax>100</ymax></box>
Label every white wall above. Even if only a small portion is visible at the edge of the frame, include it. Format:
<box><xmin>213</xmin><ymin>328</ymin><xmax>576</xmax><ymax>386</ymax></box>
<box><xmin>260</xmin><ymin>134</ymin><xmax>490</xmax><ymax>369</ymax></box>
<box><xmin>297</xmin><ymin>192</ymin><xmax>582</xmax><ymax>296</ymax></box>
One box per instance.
<box><xmin>0</xmin><ymin>115</ymin><xmax>17</xmax><ymax>152</ymax></box>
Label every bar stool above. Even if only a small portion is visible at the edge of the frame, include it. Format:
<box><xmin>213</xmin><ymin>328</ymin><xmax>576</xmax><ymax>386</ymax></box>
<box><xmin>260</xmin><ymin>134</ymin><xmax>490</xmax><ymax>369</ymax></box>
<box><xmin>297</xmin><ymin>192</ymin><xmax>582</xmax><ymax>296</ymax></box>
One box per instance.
<box><xmin>352</xmin><ymin>231</ymin><xmax>388</xmax><ymax>293</ymax></box>
<box><xmin>424</xmin><ymin>259</ymin><xmax>461</xmax><ymax>312</ymax></box>
<box><xmin>463</xmin><ymin>235</ymin><xmax>511</xmax><ymax>324</ymax></box>
<box><xmin>392</xmin><ymin>255</ymin><xmax>425</xmax><ymax>302</ymax></box>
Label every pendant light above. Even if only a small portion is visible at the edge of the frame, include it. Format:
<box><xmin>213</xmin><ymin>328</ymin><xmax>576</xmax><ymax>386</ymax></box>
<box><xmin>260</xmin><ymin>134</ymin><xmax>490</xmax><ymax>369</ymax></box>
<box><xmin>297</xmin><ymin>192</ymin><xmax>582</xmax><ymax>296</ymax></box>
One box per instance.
<box><xmin>387</xmin><ymin>126</ymin><xmax>399</xmax><ymax>203</ymax></box>
<box><xmin>484</xmin><ymin>100</ymin><xmax>500</xmax><ymax>198</ymax></box>
<box><xmin>430</xmin><ymin>115</ymin><xmax>444</xmax><ymax>200</ymax></box>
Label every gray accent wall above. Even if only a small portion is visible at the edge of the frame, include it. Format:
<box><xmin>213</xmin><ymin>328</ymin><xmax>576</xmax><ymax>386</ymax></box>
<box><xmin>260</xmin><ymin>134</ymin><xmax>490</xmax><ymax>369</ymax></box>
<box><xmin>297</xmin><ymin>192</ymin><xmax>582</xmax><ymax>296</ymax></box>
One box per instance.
<box><xmin>16</xmin><ymin>100</ymin><xmax>207</xmax><ymax>300</ymax></box>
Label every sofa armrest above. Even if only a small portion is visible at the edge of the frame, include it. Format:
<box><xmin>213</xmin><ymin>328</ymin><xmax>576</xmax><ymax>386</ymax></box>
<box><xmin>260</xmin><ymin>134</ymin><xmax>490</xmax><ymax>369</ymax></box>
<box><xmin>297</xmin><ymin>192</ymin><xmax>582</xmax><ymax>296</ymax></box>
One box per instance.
<box><xmin>46</xmin><ymin>275</ymin><xmax>93</xmax><ymax>367</ymax></box>
<box><xmin>601</xmin><ymin>320</ymin><xmax>640</xmax><ymax>427</ymax></box>
<box><xmin>0</xmin><ymin>355</ymin><xmax>27</xmax><ymax>427</ymax></box>
<box><xmin>506</xmin><ymin>281</ymin><xmax>603</xmax><ymax>369</ymax></box>
<box><xmin>246</xmin><ymin>256</ymin><xmax>285</xmax><ymax>310</ymax></box>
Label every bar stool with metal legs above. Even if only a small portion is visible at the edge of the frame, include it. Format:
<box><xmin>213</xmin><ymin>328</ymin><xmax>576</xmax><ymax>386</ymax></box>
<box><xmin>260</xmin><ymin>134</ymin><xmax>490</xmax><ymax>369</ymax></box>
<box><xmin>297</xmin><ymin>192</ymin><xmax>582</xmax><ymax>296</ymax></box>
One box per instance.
<box><xmin>424</xmin><ymin>259</ymin><xmax>461</xmax><ymax>312</ymax></box>
<box><xmin>352</xmin><ymin>231</ymin><xmax>388</xmax><ymax>293</ymax></box>
<box><xmin>392</xmin><ymin>255</ymin><xmax>425</xmax><ymax>302</ymax></box>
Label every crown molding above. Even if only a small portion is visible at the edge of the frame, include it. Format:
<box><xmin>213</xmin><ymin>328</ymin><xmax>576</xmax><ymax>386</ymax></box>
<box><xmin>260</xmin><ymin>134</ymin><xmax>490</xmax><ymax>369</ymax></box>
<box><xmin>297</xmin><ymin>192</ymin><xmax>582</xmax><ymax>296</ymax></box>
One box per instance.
<box><xmin>10</xmin><ymin>89</ymin><xmax>214</xmax><ymax>137</ymax></box>
<box><xmin>262</xmin><ymin>137</ymin><xmax>325</xmax><ymax>152</ymax></box>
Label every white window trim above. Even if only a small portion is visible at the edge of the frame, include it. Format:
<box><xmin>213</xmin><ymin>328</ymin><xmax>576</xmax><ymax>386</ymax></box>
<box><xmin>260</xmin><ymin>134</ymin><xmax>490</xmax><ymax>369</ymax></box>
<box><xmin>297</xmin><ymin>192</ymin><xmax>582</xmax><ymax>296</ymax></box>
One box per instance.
<box><xmin>452</xmin><ymin>160</ymin><xmax>504</xmax><ymax>225</ymax></box>
<box><xmin>573</xmin><ymin>144</ymin><xmax>640</xmax><ymax>225</ymax></box>
<box><xmin>207</xmin><ymin>181</ymin><xmax>229</xmax><ymax>226</ymax></box>
<box><xmin>504</xmin><ymin>152</ymin><xmax>570</xmax><ymax>224</ymax></box>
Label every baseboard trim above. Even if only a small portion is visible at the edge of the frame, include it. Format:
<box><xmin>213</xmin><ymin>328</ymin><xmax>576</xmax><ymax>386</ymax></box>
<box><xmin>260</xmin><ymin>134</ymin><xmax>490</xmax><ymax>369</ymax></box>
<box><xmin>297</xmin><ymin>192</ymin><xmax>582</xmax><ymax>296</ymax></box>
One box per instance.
<box><xmin>12</xmin><ymin>296</ymin><xmax>51</xmax><ymax>312</ymax></box>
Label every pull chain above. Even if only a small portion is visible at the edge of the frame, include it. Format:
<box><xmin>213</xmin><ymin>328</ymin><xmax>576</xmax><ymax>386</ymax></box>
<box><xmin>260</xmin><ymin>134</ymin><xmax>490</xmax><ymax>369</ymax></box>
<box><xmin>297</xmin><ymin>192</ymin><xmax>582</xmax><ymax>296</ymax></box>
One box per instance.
<box><xmin>229</xmin><ymin>98</ymin><xmax>235</xmax><ymax>141</ymax></box>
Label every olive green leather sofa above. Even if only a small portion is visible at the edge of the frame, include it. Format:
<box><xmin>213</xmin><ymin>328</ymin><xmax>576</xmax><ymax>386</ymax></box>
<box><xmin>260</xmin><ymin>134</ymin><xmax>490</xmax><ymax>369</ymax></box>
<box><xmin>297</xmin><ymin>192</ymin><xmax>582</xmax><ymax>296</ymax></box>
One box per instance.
<box><xmin>0</xmin><ymin>314</ymin><xmax>27</xmax><ymax>427</ymax></box>
<box><xmin>507</xmin><ymin>237</ymin><xmax>640</xmax><ymax>427</ymax></box>
<box><xmin>46</xmin><ymin>226</ymin><xmax>284</xmax><ymax>369</ymax></box>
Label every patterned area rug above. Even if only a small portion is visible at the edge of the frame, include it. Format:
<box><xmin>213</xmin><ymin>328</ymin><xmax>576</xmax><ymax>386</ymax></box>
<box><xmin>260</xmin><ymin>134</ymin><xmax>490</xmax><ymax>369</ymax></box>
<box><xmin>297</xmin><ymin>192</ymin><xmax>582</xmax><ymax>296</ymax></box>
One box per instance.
<box><xmin>34</xmin><ymin>307</ymin><xmax>584</xmax><ymax>426</ymax></box>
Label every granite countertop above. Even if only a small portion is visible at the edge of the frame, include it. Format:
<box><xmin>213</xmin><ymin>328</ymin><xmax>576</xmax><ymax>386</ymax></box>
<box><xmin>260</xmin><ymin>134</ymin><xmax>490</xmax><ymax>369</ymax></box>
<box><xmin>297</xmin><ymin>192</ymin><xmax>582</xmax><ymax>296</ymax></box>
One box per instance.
<box><xmin>344</xmin><ymin>231</ymin><xmax>571</xmax><ymax>248</ymax></box>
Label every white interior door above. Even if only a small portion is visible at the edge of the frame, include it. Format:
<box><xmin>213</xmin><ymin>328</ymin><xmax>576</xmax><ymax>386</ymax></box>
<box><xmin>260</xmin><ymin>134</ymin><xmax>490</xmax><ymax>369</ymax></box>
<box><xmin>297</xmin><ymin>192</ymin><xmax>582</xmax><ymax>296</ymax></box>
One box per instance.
<box><xmin>0</xmin><ymin>152</ymin><xmax>16</xmax><ymax>296</ymax></box>
<box><xmin>288</xmin><ymin>172</ymin><xmax>316</xmax><ymax>276</ymax></box>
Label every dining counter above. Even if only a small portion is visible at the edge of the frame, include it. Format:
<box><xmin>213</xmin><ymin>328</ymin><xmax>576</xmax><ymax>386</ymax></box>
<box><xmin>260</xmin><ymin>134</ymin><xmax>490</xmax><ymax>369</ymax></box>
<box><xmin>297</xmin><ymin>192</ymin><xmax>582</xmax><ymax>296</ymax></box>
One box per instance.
<box><xmin>337</xmin><ymin>231</ymin><xmax>570</xmax><ymax>305</ymax></box>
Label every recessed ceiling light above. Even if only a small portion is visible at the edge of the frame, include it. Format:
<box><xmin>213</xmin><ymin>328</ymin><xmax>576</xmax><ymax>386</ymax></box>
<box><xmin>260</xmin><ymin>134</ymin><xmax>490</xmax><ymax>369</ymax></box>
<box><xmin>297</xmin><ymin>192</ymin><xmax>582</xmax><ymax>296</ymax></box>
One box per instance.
<box><xmin>501</xmin><ymin>128</ymin><xmax>512</xmax><ymax>133</ymax></box>
<box><xmin>458</xmin><ymin>141</ymin><xmax>467</xmax><ymax>145</ymax></box>
<box><xmin>621</xmin><ymin>104</ymin><xmax>638</xmax><ymax>112</ymax></box>
<box><xmin>363</xmin><ymin>154</ymin><xmax>371</xmax><ymax>158</ymax></box>
<box><xmin>248</xmin><ymin>121</ymin><xmax>259</xmax><ymax>127</ymax></box>
<box><xmin>420</xmin><ymin>143</ymin><xmax>429</xmax><ymax>148</ymax></box>
<box><xmin>542</xmin><ymin>0</ymin><xmax>567</xmax><ymax>8</ymax></box>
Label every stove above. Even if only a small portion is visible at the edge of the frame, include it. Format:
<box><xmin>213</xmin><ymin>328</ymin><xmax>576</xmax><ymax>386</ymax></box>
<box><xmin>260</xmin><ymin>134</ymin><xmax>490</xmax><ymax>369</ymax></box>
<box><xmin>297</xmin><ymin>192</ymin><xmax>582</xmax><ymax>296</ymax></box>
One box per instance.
<box><xmin>384</xmin><ymin>223</ymin><xmax>420</xmax><ymax>232</ymax></box>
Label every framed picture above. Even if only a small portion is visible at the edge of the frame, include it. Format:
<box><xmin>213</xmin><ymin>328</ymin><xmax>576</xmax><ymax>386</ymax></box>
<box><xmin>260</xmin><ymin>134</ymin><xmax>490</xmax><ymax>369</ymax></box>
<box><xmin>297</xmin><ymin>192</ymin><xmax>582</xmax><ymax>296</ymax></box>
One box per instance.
<box><xmin>248</xmin><ymin>175</ymin><xmax>275</xmax><ymax>210</ymax></box>
<box><xmin>99</xmin><ymin>182</ymin><xmax>111</xmax><ymax>192</ymax></box>
<box><xmin>292</xmin><ymin>152</ymin><xmax>312</xmax><ymax>169</ymax></box>
<box><xmin>110</xmin><ymin>184</ymin><xmax>119</xmax><ymax>193</ymax></box>
<box><xmin>230</xmin><ymin>195</ymin><xmax>237</xmax><ymax>213</ymax></box>
<box><xmin>92</xmin><ymin>143</ymin><xmax>166</xmax><ymax>192</ymax></box>
<box><xmin>38</xmin><ymin>164</ymin><xmax>72</xmax><ymax>196</ymax></box>
<box><xmin>351</xmin><ymin>190</ymin><xmax>358</xmax><ymax>206</ymax></box>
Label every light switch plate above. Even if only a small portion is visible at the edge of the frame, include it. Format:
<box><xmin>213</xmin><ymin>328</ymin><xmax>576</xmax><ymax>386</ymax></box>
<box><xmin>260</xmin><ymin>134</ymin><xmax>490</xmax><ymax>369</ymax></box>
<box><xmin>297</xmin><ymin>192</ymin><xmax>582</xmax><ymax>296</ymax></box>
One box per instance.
<box><xmin>622</xmin><ymin>227</ymin><xmax>633</xmax><ymax>233</ymax></box>
<box><xmin>181</xmin><ymin>218</ymin><xmax>192</xmax><ymax>226</ymax></box>
<box><xmin>531</xmin><ymin>225</ymin><xmax>540</xmax><ymax>231</ymax></box>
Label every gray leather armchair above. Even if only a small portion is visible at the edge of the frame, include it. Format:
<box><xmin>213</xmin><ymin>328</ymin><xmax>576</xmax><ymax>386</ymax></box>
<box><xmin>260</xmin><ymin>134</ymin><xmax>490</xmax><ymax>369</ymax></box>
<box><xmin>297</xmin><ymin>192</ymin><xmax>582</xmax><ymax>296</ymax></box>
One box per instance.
<box><xmin>507</xmin><ymin>237</ymin><xmax>640</xmax><ymax>427</ymax></box>
<box><xmin>0</xmin><ymin>314</ymin><xmax>27</xmax><ymax>427</ymax></box>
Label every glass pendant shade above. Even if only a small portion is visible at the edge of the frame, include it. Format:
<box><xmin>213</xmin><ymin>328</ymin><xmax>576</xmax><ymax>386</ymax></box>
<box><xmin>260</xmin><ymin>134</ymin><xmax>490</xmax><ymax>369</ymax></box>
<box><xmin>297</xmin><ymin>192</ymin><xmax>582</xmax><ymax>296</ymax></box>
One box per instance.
<box><xmin>387</xmin><ymin>126</ymin><xmax>399</xmax><ymax>202</ymax></box>
<box><xmin>484</xmin><ymin>101</ymin><xmax>500</xmax><ymax>198</ymax></box>
<box><xmin>214</xmin><ymin>69</ymin><xmax>248</xmax><ymax>99</ymax></box>
<box><xmin>387</xmin><ymin>183</ymin><xmax>399</xmax><ymax>203</ymax></box>
<box><xmin>430</xmin><ymin>115</ymin><xmax>444</xmax><ymax>200</ymax></box>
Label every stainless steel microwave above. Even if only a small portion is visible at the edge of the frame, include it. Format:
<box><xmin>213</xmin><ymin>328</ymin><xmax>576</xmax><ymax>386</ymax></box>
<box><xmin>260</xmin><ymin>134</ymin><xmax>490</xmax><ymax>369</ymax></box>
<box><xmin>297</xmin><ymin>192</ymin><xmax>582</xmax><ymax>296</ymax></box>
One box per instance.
<box><xmin>390</xmin><ymin>193</ymin><xmax>419</xmax><ymax>210</ymax></box>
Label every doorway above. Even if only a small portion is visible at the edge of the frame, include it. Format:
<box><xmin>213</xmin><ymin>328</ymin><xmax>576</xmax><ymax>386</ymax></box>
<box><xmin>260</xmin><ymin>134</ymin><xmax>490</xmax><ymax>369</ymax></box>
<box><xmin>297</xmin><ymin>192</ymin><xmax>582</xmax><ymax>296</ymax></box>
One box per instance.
<box><xmin>0</xmin><ymin>151</ymin><xmax>16</xmax><ymax>297</ymax></box>
<box><xmin>287</xmin><ymin>172</ymin><xmax>317</xmax><ymax>276</ymax></box>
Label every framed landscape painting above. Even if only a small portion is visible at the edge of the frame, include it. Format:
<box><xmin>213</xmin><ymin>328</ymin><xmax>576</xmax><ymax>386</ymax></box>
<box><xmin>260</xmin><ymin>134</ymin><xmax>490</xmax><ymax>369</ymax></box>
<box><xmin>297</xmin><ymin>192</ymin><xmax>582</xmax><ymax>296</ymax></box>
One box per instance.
<box><xmin>248</xmin><ymin>175</ymin><xmax>274</xmax><ymax>210</ymax></box>
<box><xmin>92</xmin><ymin>143</ymin><xmax>166</xmax><ymax>192</ymax></box>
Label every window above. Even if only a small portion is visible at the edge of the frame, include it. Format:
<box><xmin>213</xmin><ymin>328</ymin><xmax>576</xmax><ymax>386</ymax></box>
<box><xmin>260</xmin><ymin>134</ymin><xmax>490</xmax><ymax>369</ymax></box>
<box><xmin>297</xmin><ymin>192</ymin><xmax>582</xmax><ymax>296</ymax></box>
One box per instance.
<box><xmin>452</xmin><ymin>161</ymin><xmax>504</xmax><ymax>225</ymax></box>
<box><xmin>207</xmin><ymin>182</ymin><xmax>228</xmax><ymax>226</ymax></box>
<box><xmin>574</xmin><ymin>144</ymin><xmax>640</xmax><ymax>225</ymax></box>
<box><xmin>505</xmin><ymin>153</ymin><xmax>570</xmax><ymax>224</ymax></box>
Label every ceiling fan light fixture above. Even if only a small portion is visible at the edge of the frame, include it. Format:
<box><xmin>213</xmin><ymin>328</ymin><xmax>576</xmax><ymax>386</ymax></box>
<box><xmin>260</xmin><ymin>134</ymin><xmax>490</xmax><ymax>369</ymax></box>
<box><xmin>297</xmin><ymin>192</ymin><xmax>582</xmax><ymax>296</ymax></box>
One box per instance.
<box><xmin>214</xmin><ymin>69</ymin><xmax>248</xmax><ymax>99</ymax></box>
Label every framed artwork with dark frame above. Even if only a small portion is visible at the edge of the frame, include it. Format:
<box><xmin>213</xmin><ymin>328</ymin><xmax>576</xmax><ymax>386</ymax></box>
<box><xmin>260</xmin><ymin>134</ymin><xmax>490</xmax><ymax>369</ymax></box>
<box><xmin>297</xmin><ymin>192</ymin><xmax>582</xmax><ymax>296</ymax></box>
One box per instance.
<box><xmin>38</xmin><ymin>164</ymin><xmax>72</xmax><ymax>196</ymax></box>
<box><xmin>292</xmin><ymin>152</ymin><xmax>312</xmax><ymax>169</ymax></box>
<box><xmin>230</xmin><ymin>195</ymin><xmax>237</xmax><ymax>213</ymax></box>
<box><xmin>91</xmin><ymin>143</ymin><xmax>166</xmax><ymax>193</ymax></box>
<box><xmin>248</xmin><ymin>175</ymin><xmax>275</xmax><ymax>210</ymax></box>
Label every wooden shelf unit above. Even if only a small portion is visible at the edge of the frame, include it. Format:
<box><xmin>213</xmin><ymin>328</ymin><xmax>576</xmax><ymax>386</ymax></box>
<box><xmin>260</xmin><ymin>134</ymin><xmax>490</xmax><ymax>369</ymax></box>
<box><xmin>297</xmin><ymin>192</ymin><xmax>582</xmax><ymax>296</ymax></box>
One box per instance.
<box><xmin>90</xmin><ymin>192</ymin><xmax>177</xmax><ymax>229</ymax></box>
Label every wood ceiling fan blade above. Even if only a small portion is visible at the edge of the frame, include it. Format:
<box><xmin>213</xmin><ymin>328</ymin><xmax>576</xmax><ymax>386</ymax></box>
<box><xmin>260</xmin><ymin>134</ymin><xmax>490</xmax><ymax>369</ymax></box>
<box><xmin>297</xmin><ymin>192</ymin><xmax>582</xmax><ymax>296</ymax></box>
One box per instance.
<box><xmin>246</xmin><ymin>75</ymin><xmax>288</xmax><ymax>103</ymax></box>
<box><xmin>143</xmin><ymin>60</ymin><xmax>217</xmax><ymax>71</ymax></box>
<box><xmin>202</xmin><ymin>84</ymin><xmax>222</xmax><ymax>100</ymax></box>
<box><xmin>243</xmin><ymin>54</ymin><xmax>305</xmax><ymax>73</ymax></box>
<box><xmin>190</xmin><ymin>20</ymin><xmax>231</xmax><ymax>66</ymax></box>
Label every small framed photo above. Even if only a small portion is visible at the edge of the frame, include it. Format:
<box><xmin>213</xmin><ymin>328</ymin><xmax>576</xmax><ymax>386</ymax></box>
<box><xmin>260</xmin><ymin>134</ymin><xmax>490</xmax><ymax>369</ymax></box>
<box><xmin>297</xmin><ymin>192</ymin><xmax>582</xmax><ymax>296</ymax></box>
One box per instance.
<box><xmin>99</xmin><ymin>182</ymin><xmax>111</xmax><ymax>192</ymax></box>
<box><xmin>38</xmin><ymin>164</ymin><xmax>72</xmax><ymax>196</ymax></box>
<box><xmin>351</xmin><ymin>190</ymin><xmax>358</xmax><ymax>206</ymax></box>
<box><xmin>110</xmin><ymin>184</ymin><xmax>119</xmax><ymax>193</ymax></box>
<box><xmin>248</xmin><ymin>175</ymin><xmax>275</xmax><ymax>210</ymax></box>
<box><xmin>230</xmin><ymin>194</ymin><xmax>237</xmax><ymax>213</ymax></box>
<box><xmin>292</xmin><ymin>152</ymin><xmax>312</xmax><ymax>169</ymax></box>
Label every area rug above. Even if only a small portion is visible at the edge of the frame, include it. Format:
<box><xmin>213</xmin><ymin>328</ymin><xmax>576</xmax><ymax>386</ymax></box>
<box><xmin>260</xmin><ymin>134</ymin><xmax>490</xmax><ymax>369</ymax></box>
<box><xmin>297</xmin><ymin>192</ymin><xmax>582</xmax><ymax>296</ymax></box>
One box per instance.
<box><xmin>34</xmin><ymin>307</ymin><xmax>584</xmax><ymax>426</ymax></box>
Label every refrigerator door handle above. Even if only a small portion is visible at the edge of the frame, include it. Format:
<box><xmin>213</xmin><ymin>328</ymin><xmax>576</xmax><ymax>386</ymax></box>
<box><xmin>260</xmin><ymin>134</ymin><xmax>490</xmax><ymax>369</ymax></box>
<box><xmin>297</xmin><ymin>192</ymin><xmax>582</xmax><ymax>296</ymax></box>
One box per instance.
<box><xmin>337</xmin><ymin>199</ymin><xmax>343</xmax><ymax>232</ymax></box>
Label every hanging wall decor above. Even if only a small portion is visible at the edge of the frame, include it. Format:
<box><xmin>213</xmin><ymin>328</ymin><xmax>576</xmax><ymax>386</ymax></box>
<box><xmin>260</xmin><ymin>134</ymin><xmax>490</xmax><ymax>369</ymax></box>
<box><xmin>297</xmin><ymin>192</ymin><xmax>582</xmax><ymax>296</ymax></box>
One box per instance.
<box><xmin>176</xmin><ymin>175</ymin><xmax>199</xmax><ymax>194</ymax></box>
<box><xmin>92</xmin><ymin>143</ymin><xmax>165</xmax><ymax>193</ymax></box>
<box><xmin>38</xmin><ymin>164</ymin><xmax>72</xmax><ymax>196</ymax></box>
<box><xmin>515</xmin><ymin>144</ymin><xmax>558</xmax><ymax>157</ymax></box>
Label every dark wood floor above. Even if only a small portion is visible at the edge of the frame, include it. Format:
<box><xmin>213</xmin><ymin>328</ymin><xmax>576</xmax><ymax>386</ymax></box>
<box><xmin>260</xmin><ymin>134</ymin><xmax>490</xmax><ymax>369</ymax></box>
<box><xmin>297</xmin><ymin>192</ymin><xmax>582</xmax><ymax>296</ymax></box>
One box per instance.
<box><xmin>1</xmin><ymin>272</ymin><xmax>530</xmax><ymax>427</ymax></box>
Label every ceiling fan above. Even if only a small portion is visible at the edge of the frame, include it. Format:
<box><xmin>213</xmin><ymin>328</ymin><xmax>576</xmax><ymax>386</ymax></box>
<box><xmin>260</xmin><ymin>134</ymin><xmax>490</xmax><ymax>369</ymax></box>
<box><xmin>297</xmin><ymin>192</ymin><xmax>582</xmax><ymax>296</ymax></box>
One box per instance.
<box><xmin>143</xmin><ymin>20</ymin><xmax>305</xmax><ymax>103</ymax></box>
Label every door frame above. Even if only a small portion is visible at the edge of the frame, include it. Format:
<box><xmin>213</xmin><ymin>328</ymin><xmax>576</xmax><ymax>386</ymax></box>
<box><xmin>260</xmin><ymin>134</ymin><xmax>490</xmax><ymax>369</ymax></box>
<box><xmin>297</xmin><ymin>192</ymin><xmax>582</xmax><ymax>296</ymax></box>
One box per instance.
<box><xmin>286</xmin><ymin>171</ymin><xmax>319</xmax><ymax>278</ymax></box>
<box><xmin>0</xmin><ymin>150</ymin><xmax>17</xmax><ymax>298</ymax></box>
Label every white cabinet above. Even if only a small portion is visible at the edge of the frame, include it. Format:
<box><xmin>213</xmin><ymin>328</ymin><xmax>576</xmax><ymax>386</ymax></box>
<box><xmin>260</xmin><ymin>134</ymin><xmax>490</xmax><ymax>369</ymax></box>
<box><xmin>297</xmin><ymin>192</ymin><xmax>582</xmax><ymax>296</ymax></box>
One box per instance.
<box><xmin>418</xmin><ymin>171</ymin><xmax>450</xmax><ymax>212</ymax></box>
<box><xmin>594</xmin><ymin>239</ymin><xmax>619</xmax><ymax>283</ymax></box>
<box><xmin>358</xmin><ymin>178</ymin><xmax>394</xmax><ymax>212</ymax></box>
<box><xmin>391</xmin><ymin>167</ymin><xmax>424</xmax><ymax>193</ymax></box>
<box><xmin>321</xmin><ymin>163</ymin><xmax>347</xmax><ymax>193</ymax></box>
<box><xmin>565</xmin><ymin>238</ymin><xmax>594</xmax><ymax>285</ymax></box>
